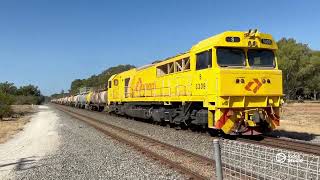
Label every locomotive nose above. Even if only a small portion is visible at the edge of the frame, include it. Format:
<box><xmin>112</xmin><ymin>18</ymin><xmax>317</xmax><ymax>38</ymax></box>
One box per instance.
<box><xmin>218</xmin><ymin>69</ymin><xmax>282</xmax><ymax>97</ymax></box>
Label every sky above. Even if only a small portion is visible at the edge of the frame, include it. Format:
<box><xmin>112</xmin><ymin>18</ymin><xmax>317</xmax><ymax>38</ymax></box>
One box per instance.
<box><xmin>0</xmin><ymin>0</ymin><xmax>319</xmax><ymax>95</ymax></box>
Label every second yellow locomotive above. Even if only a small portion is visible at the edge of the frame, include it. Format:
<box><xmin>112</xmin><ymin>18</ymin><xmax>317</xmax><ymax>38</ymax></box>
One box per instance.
<box><xmin>107</xmin><ymin>30</ymin><xmax>283</xmax><ymax>135</ymax></box>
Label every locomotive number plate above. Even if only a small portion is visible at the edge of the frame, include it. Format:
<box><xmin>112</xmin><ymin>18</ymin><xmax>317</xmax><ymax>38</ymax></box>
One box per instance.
<box><xmin>195</xmin><ymin>83</ymin><xmax>206</xmax><ymax>90</ymax></box>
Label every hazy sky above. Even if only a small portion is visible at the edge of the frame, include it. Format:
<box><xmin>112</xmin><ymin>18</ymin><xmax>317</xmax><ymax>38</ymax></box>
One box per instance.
<box><xmin>0</xmin><ymin>0</ymin><xmax>319</xmax><ymax>95</ymax></box>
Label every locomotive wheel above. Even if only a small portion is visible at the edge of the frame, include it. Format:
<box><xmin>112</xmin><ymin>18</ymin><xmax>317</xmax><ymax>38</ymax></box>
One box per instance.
<box><xmin>169</xmin><ymin>123</ymin><xmax>175</xmax><ymax>128</ymax></box>
<box><xmin>208</xmin><ymin>129</ymin><xmax>224</xmax><ymax>137</ymax></box>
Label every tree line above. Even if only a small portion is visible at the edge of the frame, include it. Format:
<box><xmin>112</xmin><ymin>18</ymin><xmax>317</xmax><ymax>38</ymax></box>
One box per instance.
<box><xmin>277</xmin><ymin>38</ymin><xmax>320</xmax><ymax>100</ymax></box>
<box><xmin>68</xmin><ymin>64</ymin><xmax>135</xmax><ymax>95</ymax></box>
<box><xmin>0</xmin><ymin>82</ymin><xmax>44</xmax><ymax>119</ymax></box>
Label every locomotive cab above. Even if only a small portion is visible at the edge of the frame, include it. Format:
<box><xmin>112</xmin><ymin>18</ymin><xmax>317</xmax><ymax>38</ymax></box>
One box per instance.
<box><xmin>192</xmin><ymin>30</ymin><xmax>283</xmax><ymax>135</ymax></box>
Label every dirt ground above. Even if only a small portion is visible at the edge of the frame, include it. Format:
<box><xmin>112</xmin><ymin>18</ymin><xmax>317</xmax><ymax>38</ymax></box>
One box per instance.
<box><xmin>0</xmin><ymin>105</ymin><xmax>59</xmax><ymax>179</ymax></box>
<box><xmin>279</xmin><ymin>102</ymin><xmax>320</xmax><ymax>135</ymax></box>
<box><xmin>0</xmin><ymin>105</ymin><xmax>37</xmax><ymax>143</ymax></box>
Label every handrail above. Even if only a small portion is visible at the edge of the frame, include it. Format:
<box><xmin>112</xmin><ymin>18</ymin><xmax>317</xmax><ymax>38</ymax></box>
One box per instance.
<box><xmin>120</xmin><ymin>75</ymin><xmax>193</xmax><ymax>98</ymax></box>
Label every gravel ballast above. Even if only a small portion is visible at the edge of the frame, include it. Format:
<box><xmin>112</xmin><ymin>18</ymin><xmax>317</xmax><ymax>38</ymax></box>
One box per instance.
<box><xmin>57</xmin><ymin>105</ymin><xmax>320</xmax><ymax>162</ymax></box>
<box><xmin>10</xmin><ymin>106</ymin><xmax>185</xmax><ymax>180</ymax></box>
<box><xmin>40</xmin><ymin>104</ymin><xmax>320</xmax><ymax>180</ymax></box>
<box><xmin>58</xmin><ymin>105</ymin><xmax>217</xmax><ymax>159</ymax></box>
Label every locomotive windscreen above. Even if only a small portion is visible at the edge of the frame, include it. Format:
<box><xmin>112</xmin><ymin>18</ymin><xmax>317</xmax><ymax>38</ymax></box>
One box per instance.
<box><xmin>216</xmin><ymin>48</ymin><xmax>246</xmax><ymax>67</ymax></box>
<box><xmin>248</xmin><ymin>49</ymin><xmax>275</xmax><ymax>67</ymax></box>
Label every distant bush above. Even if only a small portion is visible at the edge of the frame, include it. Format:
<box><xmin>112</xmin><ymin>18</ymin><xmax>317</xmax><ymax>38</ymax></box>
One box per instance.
<box><xmin>13</xmin><ymin>95</ymin><xmax>40</xmax><ymax>105</ymax></box>
<box><xmin>0</xmin><ymin>82</ymin><xmax>45</xmax><ymax>105</ymax></box>
<box><xmin>0</xmin><ymin>92</ymin><xmax>14</xmax><ymax>119</ymax></box>
<box><xmin>0</xmin><ymin>104</ymin><xmax>12</xmax><ymax>119</ymax></box>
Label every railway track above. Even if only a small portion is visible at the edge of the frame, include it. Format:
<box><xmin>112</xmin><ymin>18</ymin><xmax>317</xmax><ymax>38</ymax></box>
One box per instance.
<box><xmin>57</xmin><ymin>104</ymin><xmax>320</xmax><ymax>156</ymax></box>
<box><xmin>238</xmin><ymin>136</ymin><xmax>320</xmax><ymax>156</ymax></box>
<box><xmin>76</xmin><ymin>105</ymin><xmax>320</xmax><ymax>156</ymax></box>
<box><xmin>54</xmin><ymin>104</ymin><xmax>264</xmax><ymax>180</ymax></box>
<box><xmin>55</xmin><ymin>104</ymin><xmax>214</xmax><ymax>180</ymax></box>
<box><xmin>53</xmin><ymin>104</ymin><xmax>320</xmax><ymax>179</ymax></box>
<box><xmin>58</xmin><ymin>104</ymin><xmax>320</xmax><ymax>156</ymax></box>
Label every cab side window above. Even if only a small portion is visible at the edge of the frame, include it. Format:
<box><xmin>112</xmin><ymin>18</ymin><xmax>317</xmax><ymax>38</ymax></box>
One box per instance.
<box><xmin>114</xmin><ymin>79</ymin><xmax>118</xmax><ymax>86</ymax></box>
<box><xmin>196</xmin><ymin>49</ymin><xmax>212</xmax><ymax>70</ymax></box>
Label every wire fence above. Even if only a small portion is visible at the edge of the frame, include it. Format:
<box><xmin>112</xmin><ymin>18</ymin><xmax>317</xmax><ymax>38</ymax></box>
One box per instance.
<box><xmin>214</xmin><ymin>139</ymin><xmax>320</xmax><ymax>180</ymax></box>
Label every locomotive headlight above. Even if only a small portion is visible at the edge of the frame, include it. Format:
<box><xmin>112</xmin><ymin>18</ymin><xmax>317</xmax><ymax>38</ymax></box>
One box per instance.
<box><xmin>261</xmin><ymin>39</ymin><xmax>273</xmax><ymax>45</ymax></box>
<box><xmin>262</xmin><ymin>79</ymin><xmax>266</xmax><ymax>84</ymax></box>
<box><xmin>267</xmin><ymin>79</ymin><xmax>271</xmax><ymax>83</ymax></box>
<box><xmin>241</xmin><ymin>79</ymin><xmax>245</xmax><ymax>83</ymax></box>
<box><xmin>236</xmin><ymin>79</ymin><xmax>240</xmax><ymax>83</ymax></box>
<box><xmin>252</xmin><ymin>41</ymin><xmax>257</xmax><ymax>47</ymax></box>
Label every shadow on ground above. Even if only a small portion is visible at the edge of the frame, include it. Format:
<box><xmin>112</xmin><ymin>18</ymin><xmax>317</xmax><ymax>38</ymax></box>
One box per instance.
<box><xmin>0</xmin><ymin>156</ymin><xmax>37</xmax><ymax>171</ymax></box>
<box><xmin>226</xmin><ymin>130</ymin><xmax>317</xmax><ymax>141</ymax></box>
<box><xmin>267</xmin><ymin>130</ymin><xmax>317</xmax><ymax>141</ymax></box>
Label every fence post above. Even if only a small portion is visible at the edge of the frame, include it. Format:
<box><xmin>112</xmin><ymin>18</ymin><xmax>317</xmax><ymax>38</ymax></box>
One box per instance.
<box><xmin>213</xmin><ymin>139</ymin><xmax>223</xmax><ymax>180</ymax></box>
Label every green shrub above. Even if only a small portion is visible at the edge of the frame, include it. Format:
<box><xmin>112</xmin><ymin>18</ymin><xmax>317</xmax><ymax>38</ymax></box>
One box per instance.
<box><xmin>0</xmin><ymin>92</ymin><xmax>14</xmax><ymax>119</ymax></box>
<box><xmin>0</xmin><ymin>104</ymin><xmax>12</xmax><ymax>119</ymax></box>
<box><xmin>13</xmin><ymin>95</ymin><xmax>40</xmax><ymax>105</ymax></box>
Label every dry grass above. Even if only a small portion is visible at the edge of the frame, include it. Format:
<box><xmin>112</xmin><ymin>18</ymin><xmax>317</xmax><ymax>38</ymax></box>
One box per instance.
<box><xmin>0</xmin><ymin>116</ymin><xmax>31</xmax><ymax>143</ymax></box>
<box><xmin>11</xmin><ymin>105</ymin><xmax>37</xmax><ymax>115</ymax></box>
<box><xmin>0</xmin><ymin>105</ymin><xmax>37</xmax><ymax>143</ymax></box>
<box><xmin>279</xmin><ymin>102</ymin><xmax>320</xmax><ymax>135</ymax></box>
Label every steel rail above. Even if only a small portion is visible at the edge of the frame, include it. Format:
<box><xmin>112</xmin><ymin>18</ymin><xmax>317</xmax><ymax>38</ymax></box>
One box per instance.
<box><xmin>238</xmin><ymin>136</ymin><xmax>320</xmax><ymax>156</ymax></box>
<box><xmin>54</xmin><ymin>104</ymin><xmax>318</xmax><ymax>179</ymax></box>
<box><xmin>54</xmin><ymin>104</ymin><xmax>264</xmax><ymax>180</ymax></box>
<box><xmin>68</xmin><ymin>105</ymin><xmax>320</xmax><ymax>156</ymax></box>
<box><xmin>55</xmin><ymin>105</ymin><xmax>211</xmax><ymax>180</ymax></box>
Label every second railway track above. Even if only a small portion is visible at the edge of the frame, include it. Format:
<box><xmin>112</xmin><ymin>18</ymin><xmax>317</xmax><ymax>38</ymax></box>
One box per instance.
<box><xmin>238</xmin><ymin>136</ymin><xmax>320</xmax><ymax>156</ymax></box>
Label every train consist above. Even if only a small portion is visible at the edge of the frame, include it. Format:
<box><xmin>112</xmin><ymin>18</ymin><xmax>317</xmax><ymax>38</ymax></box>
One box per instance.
<box><xmin>52</xmin><ymin>90</ymin><xmax>107</xmax><ymax>111</ymax></box>
<box><xmin>52</xmin><ymin>30</ymin><xmax>283</xmax><ymax>136</ymax></box>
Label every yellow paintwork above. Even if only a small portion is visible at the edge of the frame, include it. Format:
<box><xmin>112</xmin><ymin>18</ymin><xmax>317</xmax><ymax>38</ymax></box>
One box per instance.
<box><xmin>246</xmin><ymin>120</ymin><xmax>257</xmax><ymax>127</ymax></box>
<box><xmin>86</xmin><ymin>92</ymin><xmax>93</xmax><ymax>104</ymax></box>
<box><xmin>107</xmin><ymin>30</ymin><xmax>283</xmax><ymax>134</ymax></box>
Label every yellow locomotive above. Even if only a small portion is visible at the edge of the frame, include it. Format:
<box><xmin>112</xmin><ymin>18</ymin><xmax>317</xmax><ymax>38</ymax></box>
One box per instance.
<box><xmin>107</xmin><ymin>30</ymin><xmax>283</xmax><ymax>135</ymax></box>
